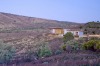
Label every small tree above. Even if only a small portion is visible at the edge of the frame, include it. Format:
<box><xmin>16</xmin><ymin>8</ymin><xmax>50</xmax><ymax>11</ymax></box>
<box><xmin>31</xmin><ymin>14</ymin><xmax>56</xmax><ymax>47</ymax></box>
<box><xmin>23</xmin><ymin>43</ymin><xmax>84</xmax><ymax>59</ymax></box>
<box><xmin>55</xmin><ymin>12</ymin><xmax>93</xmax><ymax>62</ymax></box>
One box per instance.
<box><xmin>63</xmin><ymin>32</ymin><xmax>74</xmax><ymax>43</ymax></box>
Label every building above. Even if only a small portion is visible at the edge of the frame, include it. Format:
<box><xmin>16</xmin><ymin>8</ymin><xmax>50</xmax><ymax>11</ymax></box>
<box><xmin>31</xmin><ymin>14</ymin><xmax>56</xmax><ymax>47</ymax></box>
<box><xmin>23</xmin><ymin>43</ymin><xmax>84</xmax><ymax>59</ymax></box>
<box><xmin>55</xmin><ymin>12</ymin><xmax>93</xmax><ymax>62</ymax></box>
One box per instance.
<box><xmin>49</xmin><ymin>27</ymin><xmax>64</xmax><ymax>37</ymax></box>
<box><xmin>49</xmin><ymin>27</ymin><xmax>84</xmax><ymax>38</ymax></box>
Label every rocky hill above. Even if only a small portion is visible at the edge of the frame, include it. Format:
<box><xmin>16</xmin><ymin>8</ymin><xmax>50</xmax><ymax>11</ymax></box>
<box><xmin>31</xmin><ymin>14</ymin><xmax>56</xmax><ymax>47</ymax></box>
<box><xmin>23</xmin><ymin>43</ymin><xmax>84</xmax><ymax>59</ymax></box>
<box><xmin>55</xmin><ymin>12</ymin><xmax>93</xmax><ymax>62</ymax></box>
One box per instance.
<box><xmin>0</xmin><ymin>12</ymin><xmax>80</xmax><ymax>30</ymax></box>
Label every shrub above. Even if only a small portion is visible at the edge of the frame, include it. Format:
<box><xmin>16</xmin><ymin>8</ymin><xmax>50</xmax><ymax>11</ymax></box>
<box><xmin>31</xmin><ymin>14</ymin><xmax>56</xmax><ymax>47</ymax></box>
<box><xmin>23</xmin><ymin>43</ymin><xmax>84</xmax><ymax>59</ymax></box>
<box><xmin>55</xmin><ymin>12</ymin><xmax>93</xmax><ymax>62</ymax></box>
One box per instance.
<box><xmin>94</xmin><ymin>40</ymin><xmax>100</xmax><ymax>51</ymax></box>
<box><xmin>37</xmin><ymin>44</ymin><xmax>52</xmax><ymax>58</ymax></box>
<box><xmin>66</xmin><ymin>40</ymin><xmax>82</xmax><ymax>50</ymax></box>
<box><xmin>0</xmin><ymin>40</ymin><xmax>16</xmax><ymax>64</ymax></box>
<box><xmin>96</xmin><ymin>42</ymin><xmax>100</xmax><ymax>51</ymax></box>
<box><xmin>54</xmin><ymin>49</ymin><xmax>62</xmax><ymax>55</ymax></box>
<box><xmin>63</xmin><ymin>32</ymin><xmax>74</xmax><ymax>43</ymax></box>
<box><xmin>61</xmin><ymin>44</ymin><xmax>66</xmax><ymax>51</ymax></box>
<box><xmin>82</xmin><ymin>40</ymin><xmax>100</xmax><ymax>51</ymax></box>
<box><xmin>61</xmin><ymin>40</ymin><xmax>82</xmax><ymax>51</ymax></box>
<box><xmin>23</xmin><ymin>49</ymin><xmax>36</xmax><ymax>62</ymax></box>
<box><xmin>78</xmin><ymin>37</ymin><xmax>86</xmax><ymax>44</ymax></box>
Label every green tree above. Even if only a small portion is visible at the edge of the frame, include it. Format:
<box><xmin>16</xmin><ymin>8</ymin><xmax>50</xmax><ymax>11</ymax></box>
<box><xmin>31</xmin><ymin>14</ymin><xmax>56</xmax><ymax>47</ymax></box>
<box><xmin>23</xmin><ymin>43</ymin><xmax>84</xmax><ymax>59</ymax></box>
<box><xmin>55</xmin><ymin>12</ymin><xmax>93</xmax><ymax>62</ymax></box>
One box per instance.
<box><xmin>63</xmin><ymin>32</ymin><xmax>74</xmax><ymax>43</ymax></box>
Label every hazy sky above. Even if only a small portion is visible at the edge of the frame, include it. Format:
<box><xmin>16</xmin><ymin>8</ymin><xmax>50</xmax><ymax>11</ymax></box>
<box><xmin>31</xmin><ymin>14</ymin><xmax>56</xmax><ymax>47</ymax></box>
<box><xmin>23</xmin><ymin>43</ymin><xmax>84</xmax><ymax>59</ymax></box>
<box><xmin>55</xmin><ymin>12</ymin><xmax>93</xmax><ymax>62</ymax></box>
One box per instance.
<box><xmin>0</xmin><ymin>0</ymin><xmax>100</xmax><ymax>23</ymax></box>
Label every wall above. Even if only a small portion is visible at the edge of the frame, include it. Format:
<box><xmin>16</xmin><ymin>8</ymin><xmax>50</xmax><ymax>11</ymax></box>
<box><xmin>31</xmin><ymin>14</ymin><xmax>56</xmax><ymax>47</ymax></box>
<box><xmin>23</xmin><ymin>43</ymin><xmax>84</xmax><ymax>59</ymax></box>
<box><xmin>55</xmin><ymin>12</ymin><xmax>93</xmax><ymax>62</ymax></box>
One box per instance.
<box><xmin>50</xmin><ymin>28</ymin><xmax>84</xmax><ymax>38</ymax></box>
<box><xmin>51</xmin><ymin>28</ymin><xmax>64</xmax><ymax>35</ymax></box>
<box><xmin>78</xmin><ymin>31</ymin><xmax>84</xmax><ymax>37</ymax></box>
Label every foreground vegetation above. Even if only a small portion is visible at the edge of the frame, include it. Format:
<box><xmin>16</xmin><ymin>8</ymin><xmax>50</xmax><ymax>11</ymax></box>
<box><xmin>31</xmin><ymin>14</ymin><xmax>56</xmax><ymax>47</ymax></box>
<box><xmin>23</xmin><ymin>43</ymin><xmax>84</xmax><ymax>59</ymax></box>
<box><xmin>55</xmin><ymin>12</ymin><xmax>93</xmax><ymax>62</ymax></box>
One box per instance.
<box><xmin>0</xmin><ymin>40</ymin><xmax>16</xmax><ymax>64</ymax></box>
<box><xmin>0</xmin><ymin>31</ymin><xmax>100</xmax><ymax>66</ymax></box>
<box><xmin>0</xmin><ymin>21</ymin><xmax>100</xmax><ymax>66</ymax></box>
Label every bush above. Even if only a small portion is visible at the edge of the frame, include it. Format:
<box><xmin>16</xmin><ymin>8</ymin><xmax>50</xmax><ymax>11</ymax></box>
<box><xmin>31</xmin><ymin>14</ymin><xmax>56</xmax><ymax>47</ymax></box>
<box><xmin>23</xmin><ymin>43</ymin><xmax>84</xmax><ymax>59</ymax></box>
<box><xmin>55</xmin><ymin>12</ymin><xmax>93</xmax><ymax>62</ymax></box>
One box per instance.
<box><xmin>66</xmin><ymin>40</ymin><xmax>82</xmax><ymax>50</ymax></box>
<box><xmin>0</xmin><ymin>40</ymin><xmax>16</xmax><ymax>64</ymax></box>
<box><xmin>82</xmin><ymin>40</ymin><xmax>100</xmax><ymax>51</ymax></box>
<box><xmin>96</xmin><ymin>42</ymin><xmax>100</xmax><ymax>51</ymax></box>
<box><xmin>54</xmin><ymin>49</ymin><xmax>62</xmax><ymax>55</ymax></box>
<box><xmin>37</xmin><ymin>44</ymin><xmax>52</xmax><ymax>58</ymax></box>
<box><xmin>63</xmin><ymin>32</ymin><xmax>74</xmax><ymax>43</ymax></box>
<box><xmin>61</xmin><ymin>40</ymin><xmax>82</xmax><ymax>51</ymax></box>
<box><xmin>61</xmin><ymin>44</ymin><xmax>66</xmax><ymax>51</ymax></box>
<box><xmin>23</xmin><ymin>50</ymin><xmax>36</xmax><ymax>62</ymax></box>
<box><xmin>78</xmin><ymin>37</ymin><xmax>86</xmax><ymax>44</ymax></box>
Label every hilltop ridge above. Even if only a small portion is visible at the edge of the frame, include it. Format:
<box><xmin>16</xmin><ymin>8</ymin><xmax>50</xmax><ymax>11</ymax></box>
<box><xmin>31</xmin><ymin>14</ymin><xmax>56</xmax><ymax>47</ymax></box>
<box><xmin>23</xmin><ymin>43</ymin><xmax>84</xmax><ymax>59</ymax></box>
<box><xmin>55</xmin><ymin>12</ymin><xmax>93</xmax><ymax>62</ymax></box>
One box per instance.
<box><xmin>0</xmin><ymin>12</ymin><xmax>80</xmax><ymax>29</ymax></box>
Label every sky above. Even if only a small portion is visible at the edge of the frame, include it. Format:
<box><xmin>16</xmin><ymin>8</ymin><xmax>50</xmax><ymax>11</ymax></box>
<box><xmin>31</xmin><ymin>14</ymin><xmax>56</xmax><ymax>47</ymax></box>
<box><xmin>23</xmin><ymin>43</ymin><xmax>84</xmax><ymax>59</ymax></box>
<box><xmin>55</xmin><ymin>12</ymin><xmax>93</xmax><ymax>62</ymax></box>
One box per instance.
<box><xmin>0</xmin><ymin>0</ymin><xmax>100</xmax><ymax>23</ymax></box>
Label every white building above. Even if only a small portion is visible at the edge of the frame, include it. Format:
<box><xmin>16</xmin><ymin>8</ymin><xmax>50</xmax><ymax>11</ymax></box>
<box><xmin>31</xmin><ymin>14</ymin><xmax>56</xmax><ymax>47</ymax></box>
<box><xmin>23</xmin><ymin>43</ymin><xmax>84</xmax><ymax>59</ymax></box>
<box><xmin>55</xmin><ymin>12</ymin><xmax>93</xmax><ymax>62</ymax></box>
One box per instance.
<box><xmin>49</xmin><ymin>27</ymin><xmax>84</xmax><ymax>38</ymax></box>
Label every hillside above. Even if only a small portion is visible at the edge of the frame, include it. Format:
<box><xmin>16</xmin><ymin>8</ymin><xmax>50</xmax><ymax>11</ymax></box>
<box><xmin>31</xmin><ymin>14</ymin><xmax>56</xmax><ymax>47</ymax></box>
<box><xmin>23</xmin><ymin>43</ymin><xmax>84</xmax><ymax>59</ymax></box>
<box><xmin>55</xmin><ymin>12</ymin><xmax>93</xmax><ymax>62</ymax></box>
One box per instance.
<box><xmin>0</xmin><ymin>12</ymin><xmax>80</xmax><ymax>30</ymax></box>
<box><xmin>0</xmin><ymin>12</ymin><xmax>100</xmax><ymax>66</ymax></box>
<box><xmin>83</xmin><ymin>22</ymin><xmax>100</xmax><ymax>34</ymax></box>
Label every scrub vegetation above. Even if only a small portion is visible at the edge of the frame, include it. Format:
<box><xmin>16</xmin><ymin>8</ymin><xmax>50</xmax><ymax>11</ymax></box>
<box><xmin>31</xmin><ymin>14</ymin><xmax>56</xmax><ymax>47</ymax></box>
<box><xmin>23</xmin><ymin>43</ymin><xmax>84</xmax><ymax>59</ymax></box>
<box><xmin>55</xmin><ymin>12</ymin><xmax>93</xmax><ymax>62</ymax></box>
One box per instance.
<box><xmin>0</xmin><ymin>13</ymin><xmax>100</xmax><ymax>66</ymax></box>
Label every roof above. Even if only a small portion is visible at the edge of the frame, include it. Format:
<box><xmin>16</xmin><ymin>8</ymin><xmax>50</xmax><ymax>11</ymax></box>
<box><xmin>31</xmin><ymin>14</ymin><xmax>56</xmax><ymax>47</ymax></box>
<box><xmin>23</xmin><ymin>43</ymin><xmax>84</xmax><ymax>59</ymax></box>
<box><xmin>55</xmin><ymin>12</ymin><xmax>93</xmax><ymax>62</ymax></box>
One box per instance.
<box><xmin>49</xmin><ymin>27</ymin><xmax>63</xmax><ymax>29</ymax></box>
<box><xmin>49</xmin><ymin>27</ymin><xmax>83</xmax><ymax>31</ymax></box>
